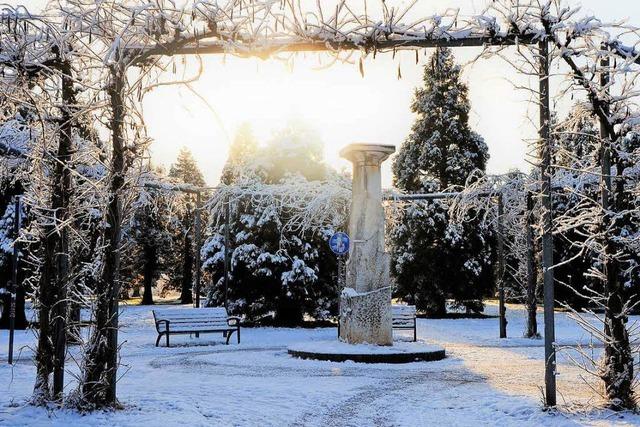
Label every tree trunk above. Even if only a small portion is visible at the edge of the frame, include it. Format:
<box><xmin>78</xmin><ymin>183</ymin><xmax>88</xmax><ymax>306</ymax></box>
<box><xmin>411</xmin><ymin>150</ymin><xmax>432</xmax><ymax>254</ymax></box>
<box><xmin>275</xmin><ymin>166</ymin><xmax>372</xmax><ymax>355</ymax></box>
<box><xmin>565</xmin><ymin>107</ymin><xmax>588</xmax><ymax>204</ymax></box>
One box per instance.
<box><xmin>81</xmin><ymin>65</ymin><xmax>125</xmax><ymax>408</ymax></box>
<box><xmin>275</xmin><ymin>294</ymin><xmax>304</xmax><ymax>326</ymax></box>
<box><xmin>34</xmin><ymin>238</ymin><xmax>55</xmax><ymax>402</ymax></box>
<box><xmin>597</xmin><ymin>61</ymin><xmax>634</xmax><ymax>410</ymax></box>
<box><xmin>141</xmin><ymin>246</ymin><xmax>156</xmax><ymax>305</ymax></box>
<box><xmin>422</xmin><ymin>290</ymin><xmax>447</xmax><ymax>317</ymax></box>
<box><xmin>34</xmin><ymin>59</ymin><xmax>74</xmax><ymax>402</ymax></box>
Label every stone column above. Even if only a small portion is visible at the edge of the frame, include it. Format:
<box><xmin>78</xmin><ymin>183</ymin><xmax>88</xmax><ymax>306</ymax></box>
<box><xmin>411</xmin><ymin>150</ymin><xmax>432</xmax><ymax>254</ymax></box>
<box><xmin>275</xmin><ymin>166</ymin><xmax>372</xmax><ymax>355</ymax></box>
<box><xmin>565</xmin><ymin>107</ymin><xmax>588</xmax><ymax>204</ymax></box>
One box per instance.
<box><xmin>339</xmin><ymin>143</ymin><xmax>395</xmax><ymax>345</ymax></box>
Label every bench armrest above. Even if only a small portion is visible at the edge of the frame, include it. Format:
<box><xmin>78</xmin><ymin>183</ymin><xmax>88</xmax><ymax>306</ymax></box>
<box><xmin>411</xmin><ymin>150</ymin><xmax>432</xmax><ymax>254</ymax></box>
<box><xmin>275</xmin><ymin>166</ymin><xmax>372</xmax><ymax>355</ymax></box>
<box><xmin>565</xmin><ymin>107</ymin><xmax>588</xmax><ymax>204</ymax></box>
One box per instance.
<box><xmin>227</xmin><ymin>317</ymin><xmax>241</xmax><ymax>326</ymax></box>
<box><xmin>155</xmin><ymin>319</ymin><xmax>170</xmax><ymax>332</ymax></box>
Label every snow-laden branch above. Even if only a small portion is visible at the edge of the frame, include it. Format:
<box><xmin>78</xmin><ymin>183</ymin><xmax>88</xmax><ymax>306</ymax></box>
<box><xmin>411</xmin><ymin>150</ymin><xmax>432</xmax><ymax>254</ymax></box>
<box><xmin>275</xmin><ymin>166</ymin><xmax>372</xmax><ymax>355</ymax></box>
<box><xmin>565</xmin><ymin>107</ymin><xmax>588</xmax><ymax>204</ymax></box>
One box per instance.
<box><xmin>204</xmin><ymin>173</ymin><xmax>350</xmax><ymax>248</ymax></box>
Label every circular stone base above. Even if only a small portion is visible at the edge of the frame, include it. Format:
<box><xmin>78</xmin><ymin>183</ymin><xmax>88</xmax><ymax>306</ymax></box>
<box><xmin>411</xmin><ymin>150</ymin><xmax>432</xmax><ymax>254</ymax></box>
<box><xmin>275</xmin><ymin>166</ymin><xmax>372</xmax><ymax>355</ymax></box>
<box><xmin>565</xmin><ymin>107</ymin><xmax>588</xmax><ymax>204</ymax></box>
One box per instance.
<box><xmin>288</xmin><ymin>341</ymin><xmax>445</xmax><ymax>364</ymax></box>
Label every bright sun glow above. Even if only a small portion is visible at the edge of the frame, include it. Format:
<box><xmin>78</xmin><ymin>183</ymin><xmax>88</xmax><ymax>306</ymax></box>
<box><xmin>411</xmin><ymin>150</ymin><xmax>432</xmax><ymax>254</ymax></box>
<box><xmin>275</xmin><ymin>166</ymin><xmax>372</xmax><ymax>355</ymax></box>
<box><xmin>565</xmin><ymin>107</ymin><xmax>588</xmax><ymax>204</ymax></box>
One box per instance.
<box><xmin>143</xmin><ymin>50</ymin><xmax>534</xmax><ymax>187</ymax></box>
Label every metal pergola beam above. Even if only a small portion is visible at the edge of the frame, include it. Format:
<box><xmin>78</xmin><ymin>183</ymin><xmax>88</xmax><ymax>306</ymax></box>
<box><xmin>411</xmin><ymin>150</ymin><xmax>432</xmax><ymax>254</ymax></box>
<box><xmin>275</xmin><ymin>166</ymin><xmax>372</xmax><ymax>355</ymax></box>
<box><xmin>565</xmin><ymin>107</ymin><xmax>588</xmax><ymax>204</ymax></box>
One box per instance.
<box><xmin>383</xmin><ymin>191</ymin><xmax>494</xmax><ymax>201</ymax></box>
<box><xmin>142</xmin><ymin>181</ymin><xmax>217</xmax><ymax>194</ymax></box>
<box><xmin>126</xmin><ymin>34</ymin><xmax>537</xmax><ymax>62</ymax></box>
<box><xmin>132</xmin><ymin>30</ymin><xmax>555</xmax><ymax>403</ymax></box>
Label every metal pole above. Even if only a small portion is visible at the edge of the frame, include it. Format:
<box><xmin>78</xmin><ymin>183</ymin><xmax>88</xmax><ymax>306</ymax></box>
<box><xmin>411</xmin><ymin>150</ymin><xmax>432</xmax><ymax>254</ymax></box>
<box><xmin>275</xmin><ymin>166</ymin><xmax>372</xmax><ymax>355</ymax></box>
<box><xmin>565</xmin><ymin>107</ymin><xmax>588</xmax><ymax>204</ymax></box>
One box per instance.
<box><xmin>539</xmin><ymin>39</ymin><xmax>557</xmax><ymax>407</ymax></box>
<box><xmin>497</xmin><ymin>194</ymin><xmax>507</xmax><ymax>339</ymax></box>
<box><xmin>194</xmin><ymin>191</ymin><xmax>202</xmax><ymax>308</ymax></box>
<box><xmin>223</xmin><ymin>196</ymin><xmax>230</xmax><ymax>311</ymax></box>
<box><xmin>526</xmin><ymin>191</ymin><xmax>538</xmax><ymax>338</ymax></box>
<box><xmin>8</xmin><ymin>196</ymin><xmax>20</xmax><ymax>364</ymax></box>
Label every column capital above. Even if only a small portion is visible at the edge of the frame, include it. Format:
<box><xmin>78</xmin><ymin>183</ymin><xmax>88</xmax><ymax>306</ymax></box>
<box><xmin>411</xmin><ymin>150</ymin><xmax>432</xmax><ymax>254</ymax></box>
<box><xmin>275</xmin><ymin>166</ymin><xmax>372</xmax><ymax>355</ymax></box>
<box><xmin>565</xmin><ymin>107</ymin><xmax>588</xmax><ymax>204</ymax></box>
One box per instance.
<box><xmin>340</xmin><ymin>143</ymin><xmax>396</xmax><ymax>166</ymax></box>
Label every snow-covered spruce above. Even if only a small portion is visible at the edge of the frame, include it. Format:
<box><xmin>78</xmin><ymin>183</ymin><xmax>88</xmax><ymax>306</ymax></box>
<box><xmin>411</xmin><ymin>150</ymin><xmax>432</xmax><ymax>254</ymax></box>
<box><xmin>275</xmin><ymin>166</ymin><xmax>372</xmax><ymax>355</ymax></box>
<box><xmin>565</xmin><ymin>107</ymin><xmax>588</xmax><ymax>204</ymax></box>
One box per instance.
<box><xmin>201</xmin><ymin>124</ymin><xmax>350</xmax><ymax>325</ymax></box>
<box><xmin>389</xmin><ymin>47</ymin><xmax>492</xmax><ymax>316</ymax></box>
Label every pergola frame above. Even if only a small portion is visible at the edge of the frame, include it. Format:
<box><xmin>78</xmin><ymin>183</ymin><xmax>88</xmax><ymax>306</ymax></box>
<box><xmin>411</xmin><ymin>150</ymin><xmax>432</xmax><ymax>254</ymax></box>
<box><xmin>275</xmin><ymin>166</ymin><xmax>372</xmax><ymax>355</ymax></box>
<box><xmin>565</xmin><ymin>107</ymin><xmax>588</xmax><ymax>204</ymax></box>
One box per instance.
<box><xmin>8</xmin><ymin>3</ymin><xmax>633</xmax><ymax>408</ymax></box>
<box><xmin>125</xmin><ymin>32</ymin><xmax>557</xmax><ymax>405</ymax></box>
<box><xmin>0</xmin><ymin>26</ymin><xmax>559</xmax><ymax>404</ymax></box>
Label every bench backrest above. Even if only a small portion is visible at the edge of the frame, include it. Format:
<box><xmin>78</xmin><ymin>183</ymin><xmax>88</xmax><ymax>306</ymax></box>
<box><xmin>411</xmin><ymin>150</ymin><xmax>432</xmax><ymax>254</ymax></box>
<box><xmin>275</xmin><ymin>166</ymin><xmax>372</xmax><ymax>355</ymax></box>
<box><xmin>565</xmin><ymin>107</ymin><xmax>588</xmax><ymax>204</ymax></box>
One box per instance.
<box><xmin>153</xmin><ymin>307</ymin><xmax>231</xmax><ymax>331</ymax></box>
<box><xmin>392</xmin><ymin>304</ymin><xmax>416</xmax><ymax>327</ymax></box>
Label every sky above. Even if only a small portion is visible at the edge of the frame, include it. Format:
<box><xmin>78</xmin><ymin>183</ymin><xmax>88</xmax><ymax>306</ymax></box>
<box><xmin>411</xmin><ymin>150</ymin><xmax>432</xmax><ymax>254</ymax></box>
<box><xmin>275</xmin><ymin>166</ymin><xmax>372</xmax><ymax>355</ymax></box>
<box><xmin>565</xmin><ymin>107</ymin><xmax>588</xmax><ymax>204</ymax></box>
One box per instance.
<box><xmin>10</xmin><ymin>0</ymin><xmax>640</xmax><ymax>187</ymax></box>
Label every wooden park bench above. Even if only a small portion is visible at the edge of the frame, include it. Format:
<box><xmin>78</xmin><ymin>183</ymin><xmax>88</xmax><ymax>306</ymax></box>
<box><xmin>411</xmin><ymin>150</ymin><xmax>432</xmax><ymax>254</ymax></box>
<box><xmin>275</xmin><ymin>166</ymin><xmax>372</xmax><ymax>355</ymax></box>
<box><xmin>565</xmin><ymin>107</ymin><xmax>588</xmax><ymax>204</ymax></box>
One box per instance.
<box><xmin>392</xmin><ymin>304</ymin><xmax>417</xmax><ymax>342</ymax></box>
<box><xmin>337</xmin><ymin>304</ymin><xmax>418</xmax><ymax>342</ymax></box>
<box><xmin>152</xmin><ymin>307</ymin><xmax>241</xmax><ymax>347</ymax></box>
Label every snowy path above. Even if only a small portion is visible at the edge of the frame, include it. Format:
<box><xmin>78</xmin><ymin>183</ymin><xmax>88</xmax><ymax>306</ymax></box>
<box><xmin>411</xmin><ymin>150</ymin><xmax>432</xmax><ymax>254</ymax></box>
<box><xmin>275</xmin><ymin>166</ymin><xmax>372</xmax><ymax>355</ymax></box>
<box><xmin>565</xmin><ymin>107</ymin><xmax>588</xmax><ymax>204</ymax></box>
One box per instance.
<box><xmin>1</xmin><ymin>303</ymin><xmax>639</xmax><ymax>426</ymax></box>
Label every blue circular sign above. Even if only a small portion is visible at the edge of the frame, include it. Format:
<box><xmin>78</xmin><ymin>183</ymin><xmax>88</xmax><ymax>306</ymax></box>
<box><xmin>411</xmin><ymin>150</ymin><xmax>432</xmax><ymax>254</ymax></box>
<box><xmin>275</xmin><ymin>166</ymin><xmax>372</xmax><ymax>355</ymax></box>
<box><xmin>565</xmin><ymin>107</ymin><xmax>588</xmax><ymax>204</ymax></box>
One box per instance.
<box><xmin>329</xmin><ymin>232</ymin><xmax>350</xmax><ymax>256</ymax></box>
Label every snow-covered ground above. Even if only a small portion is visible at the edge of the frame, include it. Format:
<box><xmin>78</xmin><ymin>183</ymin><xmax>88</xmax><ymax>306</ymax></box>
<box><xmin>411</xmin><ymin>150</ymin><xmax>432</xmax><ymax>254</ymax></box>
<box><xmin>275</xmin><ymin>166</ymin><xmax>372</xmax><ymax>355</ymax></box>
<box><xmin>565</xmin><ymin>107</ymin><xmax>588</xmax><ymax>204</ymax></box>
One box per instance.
<box><xmin>1</xmin><ymin>302</ymin><xmax>639</xmax><ymax>426</ymax></box>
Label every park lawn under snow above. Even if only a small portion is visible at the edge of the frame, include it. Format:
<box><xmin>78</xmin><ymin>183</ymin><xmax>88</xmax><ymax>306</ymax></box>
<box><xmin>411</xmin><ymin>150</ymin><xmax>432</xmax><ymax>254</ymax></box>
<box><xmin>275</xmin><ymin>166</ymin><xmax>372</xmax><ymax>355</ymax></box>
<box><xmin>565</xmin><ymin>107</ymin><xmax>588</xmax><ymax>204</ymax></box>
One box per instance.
<box><xmin>1</xmin><ymin>302</ymin><xmax>639</xmax><ymax>427</ymax></box>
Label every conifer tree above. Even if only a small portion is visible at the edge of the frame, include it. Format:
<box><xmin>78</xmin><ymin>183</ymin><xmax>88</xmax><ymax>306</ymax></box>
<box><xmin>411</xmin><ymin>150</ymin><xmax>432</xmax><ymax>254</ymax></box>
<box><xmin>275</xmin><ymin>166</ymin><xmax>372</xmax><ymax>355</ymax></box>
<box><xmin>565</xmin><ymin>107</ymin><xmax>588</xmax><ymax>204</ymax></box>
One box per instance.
<box><xmin>393</xmin><ymin>47</ymin><xmax>488</xmax><ymax>191</ymax></box>
<box><xmin>391</xmin><ymin>47</ymin><xmax>492</xmax><ymax>315</ymax></box>
<box><xmin>221</xmin><ymin>123</ymin><xmax>258</xmax><ymax>185</ymax></box>
<box><xmin>130</xmin><ymin>182</ymin><xmax>174</xmax><ymax>305</ymax></box>
<box><xmin>169</xmin><ymin>147</ymin><xmax>206</xmax><ymax>188</ymax></box>
<box><xmin>203</xmin><ymin>124</ymin><xmax>343</xmax><ymax>325</ymax></box>
<box><xmin>168</xmin><ymin>147</ymin><xmax>206</xmax><ymax>304</ymax></box>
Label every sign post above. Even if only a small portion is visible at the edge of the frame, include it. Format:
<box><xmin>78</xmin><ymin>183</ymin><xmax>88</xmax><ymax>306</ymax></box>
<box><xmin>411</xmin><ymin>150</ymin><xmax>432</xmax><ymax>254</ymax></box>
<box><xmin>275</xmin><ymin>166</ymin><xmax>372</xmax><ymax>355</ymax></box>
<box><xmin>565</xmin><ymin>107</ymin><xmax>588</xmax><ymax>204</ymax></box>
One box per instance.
<box><xmin>8</xmin><ymin>196</ymin><xmax>20</xmax><ymax>364</ymax></box>
<box><xmin>329</xmin><ymin>232</ymin><xmax>350</xmax><ymax>291</ymax></box>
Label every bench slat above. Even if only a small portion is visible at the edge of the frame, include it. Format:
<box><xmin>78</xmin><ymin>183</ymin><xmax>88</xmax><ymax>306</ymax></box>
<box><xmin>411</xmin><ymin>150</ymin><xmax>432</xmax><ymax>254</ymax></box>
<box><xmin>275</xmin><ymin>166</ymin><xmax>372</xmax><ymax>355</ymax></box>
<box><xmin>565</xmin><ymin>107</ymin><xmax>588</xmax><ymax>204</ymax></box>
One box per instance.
<box><xmin>159</xmin><ymin>321</ymin><xmax>231</xmax><ymax>327</ymax></box>
<box><xmin>158</xmin><ymin>317</ymin><xmax>229</xmax><ymax>322</ymax></box>
<box><xmin>153</xmin><ymin>307</ymin><xmax>227</xmax><ymax>317</ymax></box>
<box><xmin>160</xmin><ymin>325</ymin><xmax>236</xmax><ymax>334</ymax></box>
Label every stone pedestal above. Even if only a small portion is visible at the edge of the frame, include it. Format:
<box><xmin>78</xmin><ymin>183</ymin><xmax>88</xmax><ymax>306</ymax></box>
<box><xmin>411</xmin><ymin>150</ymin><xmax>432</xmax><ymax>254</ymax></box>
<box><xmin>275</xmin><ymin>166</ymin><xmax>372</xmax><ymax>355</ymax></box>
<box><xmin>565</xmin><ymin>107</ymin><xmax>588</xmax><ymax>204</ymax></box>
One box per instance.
<box><xmin>339</xmin><ymin>143</ymin><xmax>395</xmax><ymax>346</ymax></box>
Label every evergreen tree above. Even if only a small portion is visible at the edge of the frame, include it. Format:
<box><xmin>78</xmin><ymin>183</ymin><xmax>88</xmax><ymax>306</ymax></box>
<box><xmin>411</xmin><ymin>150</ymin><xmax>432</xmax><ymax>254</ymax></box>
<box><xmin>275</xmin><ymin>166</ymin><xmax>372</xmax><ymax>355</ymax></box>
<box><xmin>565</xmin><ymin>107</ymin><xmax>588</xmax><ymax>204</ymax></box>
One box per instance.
<box><xmin>167</xmin><ymin>147</ymin><xmax>206</xmax><ymax>304</ymax></box>
<box><xmin>221</xmin><ymin>123</ymin><xmax>258</xmax><ymax>185</ymax></box>
<box><xmin>391</xmin><ymin>47</ymin><xmax>492</xmax><ymax>315</ymax></box>
<box><xmin>393</xmin><ymin>47</ymin><xmax>488</xmax><ymax>191</ymax></box>
<box><xmin>551</xmin><ymin>105</ymin><xmax>601</xmax><ymax>310</ymax></box>
<box><xmin>203</xmin><ymin>123</ymin><xmax>345</xmax><ymax>325</ymax></box>
<box><xmin>169</xmin><ymin>147</ymin><xmax>206</xmax><ymax>187</ymax></box>
<box><xmin>553</xmin><ymin>103</ymin><xmax>599</xmax><ymax>169</ymax></box>
<box><xmin>130</xmin><ymin>179</ymin><xmax>174</xmax><ymax>305</ymax></box>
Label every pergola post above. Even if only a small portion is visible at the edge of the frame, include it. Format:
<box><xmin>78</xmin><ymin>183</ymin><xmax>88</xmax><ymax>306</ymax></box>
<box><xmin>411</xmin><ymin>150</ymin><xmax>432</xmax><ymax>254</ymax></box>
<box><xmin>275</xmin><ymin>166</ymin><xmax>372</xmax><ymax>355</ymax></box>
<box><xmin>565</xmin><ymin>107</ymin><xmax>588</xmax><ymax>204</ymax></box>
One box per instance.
<box><xmin>224</xmin><ymin>195</ymin><xmax>231</xmax><ymax>311</ymax></box>
<box><xmin>539</xmin><ymin>39</ymin><xmax>556</xmax><ymax>407</ymax></box>
<box><xmin>497</xmin><ymin>193</ymin><xmax>507</xmax><ymax>339</ymax></box>
<box><xmin>525</xmin><ymin>191</ymin><xmax>538</xmax><ymax>338</ymax></box>
<box><xmin>194</xmin><ymin>191</ymin><xmax>202</xmax><ymax>308</ymax></box>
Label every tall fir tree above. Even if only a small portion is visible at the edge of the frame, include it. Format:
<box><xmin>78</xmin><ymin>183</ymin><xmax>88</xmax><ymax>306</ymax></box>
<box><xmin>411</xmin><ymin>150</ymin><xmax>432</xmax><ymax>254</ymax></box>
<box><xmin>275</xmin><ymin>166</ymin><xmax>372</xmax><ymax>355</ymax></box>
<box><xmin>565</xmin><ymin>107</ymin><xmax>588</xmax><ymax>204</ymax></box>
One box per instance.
<box><xmin>129</xmin><ymin>174</ymin><xmax>175</xmax><ymax>305</ymax></box>
<box><xmin>169</xmin><ymin>147</ymin><xmax>206</xmax><ymax>187</ymax></box>
<box><xmin>393</xmin><ymin>47</ymin><xmax>488</xmax><ymax>191</ymax></box>
<box><xmin>167</xmin><ymin>147</ymin><xmax>206</xmax><ymax>304</ymax></box>
<box><xmin>550</xmin><ymin>104</ymin><xmax>601</xmax><ymax>310</ymax></box>
<box><xmin>221</xmin><ymin>123</ymin><xmax>258</xmax><ymax>185</ymax></box>
<box><xmin>551</xmin><ymin>104</ymin><xmax>640</xmax><ymax>311</ymax></box>
<box><xmin>391</xmin><ymin>47</ymin><xmax>492</xmax><ymax>315</ymax></box>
